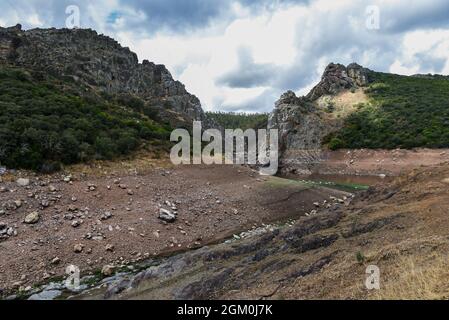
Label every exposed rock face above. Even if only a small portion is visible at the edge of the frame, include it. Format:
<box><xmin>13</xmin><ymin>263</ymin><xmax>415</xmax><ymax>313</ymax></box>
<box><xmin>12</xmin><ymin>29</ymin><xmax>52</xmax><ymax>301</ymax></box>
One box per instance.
<box><xmin>307</xmin><ymin>63</ymin><xmax>370</xmax><ymax>101</ymax></box>
<box><xmin>268</xmin><ymin>63</ymin><xmax>372</xmax><ymax>173</ymax></box>
<box><xmin>268</xmin><ymin>91</ymin><xmax>335</xmax><ymax>151</ymax></box>
<box><xmin>0</xmin><ymin>24</ymin><xmax>214</xmax><ymax>129</ymax></box>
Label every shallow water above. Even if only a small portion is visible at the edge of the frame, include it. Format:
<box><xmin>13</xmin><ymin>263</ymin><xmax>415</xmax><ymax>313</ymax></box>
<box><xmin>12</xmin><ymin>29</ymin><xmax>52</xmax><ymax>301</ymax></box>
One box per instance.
<box><xmin>285</xmin><ymin>173</ymin><xmax>393</xmax><ymax>187</ymax></box>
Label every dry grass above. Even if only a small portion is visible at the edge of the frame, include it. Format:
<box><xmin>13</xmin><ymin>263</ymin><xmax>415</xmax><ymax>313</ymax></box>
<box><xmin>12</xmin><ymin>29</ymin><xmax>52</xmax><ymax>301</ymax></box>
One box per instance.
<box><xmin>317</xmin><ymin>88</ymin><xmax>369</xmax><ymax>119</ymax></box>
<box><xmin>373</xmin><ymin>255</ymin><xmax>449</xmax><ymax>300</ymax></box>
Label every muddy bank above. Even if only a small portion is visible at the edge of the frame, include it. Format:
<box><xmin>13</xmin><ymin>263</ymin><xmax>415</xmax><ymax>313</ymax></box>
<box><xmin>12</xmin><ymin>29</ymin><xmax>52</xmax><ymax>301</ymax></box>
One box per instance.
<box><xmin>280</xmin><ymin>148</ymin><xmax>449</xmax><ymax>177</ymax></box>
<box><xmin>0</xmin><ymin>164</ymin><xmax>351</xmax><ymax>297</ymax></box>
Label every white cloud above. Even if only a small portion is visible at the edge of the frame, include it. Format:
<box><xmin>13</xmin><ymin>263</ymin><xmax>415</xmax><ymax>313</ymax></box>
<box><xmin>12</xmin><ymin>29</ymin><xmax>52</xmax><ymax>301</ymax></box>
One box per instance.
<box><xmin>2</xmin><ymin>0</ymin><xmax>449</xmax><ymax>112</ymax></box>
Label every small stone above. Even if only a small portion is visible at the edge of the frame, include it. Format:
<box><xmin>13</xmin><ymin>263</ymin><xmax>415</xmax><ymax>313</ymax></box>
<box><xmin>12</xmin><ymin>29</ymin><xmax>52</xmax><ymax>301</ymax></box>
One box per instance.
<box><xmin>49</xmin><ymin>185</ymin><xmax>57</xmax><ymax>192</ymax></box>
<box><xmin>16</xmin><ymin>178</ymin><xmax>30</xmax><ymax>187</ymax></box>
<box><xmin>101</xmin><ymin>265</ymin><xmax>115</xmax><ymax>277</ymax></box>
<box><xmin>14</xmin><ymin>200</ymin><xmax>22</xmax><ymax>208</ymax></box>
<box><xmin>41</xmin><ymin>200</ymin><xmax>50</xmax><ymax>208</ymax></box>
<box><xmin>73</xmin><ymin>244</ymin><xmax>84</xmax><ymax>253</ymax></box>
<box><xmin>105</xmin><ymin>244</ymin><xmax>115</xmax><ymax>252</ymax></box>
<box><xmin>159</xmin><ymin>208</ymin><xmax>176</xmax><ymax>223</ymax></box>
<box><xmin>127</xmin><ymin>189</ymin><xmax>134</xmax><ymax>196</ymax></box>
<box><xmin>51</xmin><ymin>257</ymin><xmax>60</xmax><ymax>265</ymax></box>
<box><xmin>71</xmin><ymin>220</ymin><xmax>81</xmax><ymax>228</ymax></box>
<box><xmin>24</xmin><ymin>211</ymin><xmax>40</xmax><ymax>224</ymax></box>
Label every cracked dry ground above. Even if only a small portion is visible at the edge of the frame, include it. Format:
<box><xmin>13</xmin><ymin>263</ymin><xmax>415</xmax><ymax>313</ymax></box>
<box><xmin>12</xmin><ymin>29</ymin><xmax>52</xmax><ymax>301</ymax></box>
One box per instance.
<box><xmin>0</xmin><ymin>164</ymin><xmax>349</xmax><ymax>295</ymax></box>
<box><xmin>78</xmin><ymin>163</ymin><xmax>449</xmax><ymax>300</ymax></box>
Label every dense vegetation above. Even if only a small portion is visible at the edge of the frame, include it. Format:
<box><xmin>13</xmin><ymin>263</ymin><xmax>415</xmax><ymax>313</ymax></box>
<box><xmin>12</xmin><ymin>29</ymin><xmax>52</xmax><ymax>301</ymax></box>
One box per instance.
<box><xmin>0</xmin><ymin>66</ymin><xmax>171</xmax><ymax>171</ymax></box>
<box><xmin>206</xmin><ymin>111</ymin><xmax>268</xmax><ymax>130</ymax></box>
<box><xmin>326</xmin><ymin>72</ymin><xmax>449</xmax><ymax>149</ymax></box>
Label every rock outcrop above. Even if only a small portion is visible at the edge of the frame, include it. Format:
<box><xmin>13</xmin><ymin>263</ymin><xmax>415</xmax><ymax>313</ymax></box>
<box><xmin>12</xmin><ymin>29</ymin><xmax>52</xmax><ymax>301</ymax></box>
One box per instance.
<box><xmin>268</xmin><ymin>91</ymin><xmax>334</xmax><ymax>151</ymax></box>
<box><xmin>307</xmin><ymin>63</ymin><xmax>371</xmax><ymax>101</ymax></box>
<box><xmin>268</xmin><ymin>63</ymin><xmax>372</xmax><ymax>174</ymax></box>
<box><xmin>0</xmin><ymin>24</ymin><xmax>214</xmax><ymax>129</ymax></box>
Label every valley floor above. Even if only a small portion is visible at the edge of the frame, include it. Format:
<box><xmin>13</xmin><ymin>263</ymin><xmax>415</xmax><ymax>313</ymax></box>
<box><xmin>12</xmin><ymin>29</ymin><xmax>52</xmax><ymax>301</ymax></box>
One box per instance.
<box><xmin>0</xmin><ymin>163</ymin><xmax>349</xmax><ymax>297</ymax></box>
<box><xmin>1</xmin><ymin>152</ymin><xmax>449</xmax><ymax>300</ymax></box>
<box><xmin>78</xmin><ymin>162</ymin><xmax>449</xmax><ymax>300</ymax></box>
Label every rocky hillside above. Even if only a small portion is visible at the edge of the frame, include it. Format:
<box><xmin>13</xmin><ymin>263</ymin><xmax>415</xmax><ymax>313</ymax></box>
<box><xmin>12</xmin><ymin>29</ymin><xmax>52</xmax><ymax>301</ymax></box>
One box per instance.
<box><xmin>0</xmin><ymin>24</ymin><xmax>214</xmax><ymax>130</ymax></box>
<box><xmin>268</xmin><ymin>63</ymin><xmax>371</xmax><ymax>152</ymax></box>
<box><xmin>0</xmin><ymin>25</ymin><xmax>216</xmax><ymax>171</ymax></box>
<box><xmin>269</xmin><ymin>62</ymin><xmax>449</xmax><ymax>174</ymax></box>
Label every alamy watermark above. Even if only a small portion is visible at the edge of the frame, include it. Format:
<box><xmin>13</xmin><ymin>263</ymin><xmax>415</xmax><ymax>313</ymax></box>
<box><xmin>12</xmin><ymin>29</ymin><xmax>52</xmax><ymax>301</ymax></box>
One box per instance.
<box><xmin>65</xmin><ymin>5</ymin><xmax>80</xmax><ymax>28</ymax></box>
<box><xmin>170</xmin><ymin>121</ymin><xmax>279</xmax><ymax>175</ymax></box>
<box><xmin>65</xmin><ymin>265</ymin><xmax>80</xmax><ymax>291</ymax></box>
<box><xmin>365</xmin><ymin>5</ymin><xmax>380</xmax><ymax>30</ymax></box>
<box><xmin>365</xmin><ymin>265</ymin><xmax>380</xmax><ymax>290</ymax></box>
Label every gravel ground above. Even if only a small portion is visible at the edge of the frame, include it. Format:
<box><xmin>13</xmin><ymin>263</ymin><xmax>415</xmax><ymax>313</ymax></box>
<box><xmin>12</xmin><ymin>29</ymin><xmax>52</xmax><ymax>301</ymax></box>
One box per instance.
<box><xmin>0</xmin><ymin>164</ymin><xmax>347</xmax><ymax>296</ymax></box>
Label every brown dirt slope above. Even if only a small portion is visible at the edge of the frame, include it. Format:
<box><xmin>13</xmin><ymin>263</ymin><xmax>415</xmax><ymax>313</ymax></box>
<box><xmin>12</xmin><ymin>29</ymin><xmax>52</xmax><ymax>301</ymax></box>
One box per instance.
<box><xmin>89</xmin><ymin>162</ymin><xmax>449</xmax><ymax>300</ymax></box>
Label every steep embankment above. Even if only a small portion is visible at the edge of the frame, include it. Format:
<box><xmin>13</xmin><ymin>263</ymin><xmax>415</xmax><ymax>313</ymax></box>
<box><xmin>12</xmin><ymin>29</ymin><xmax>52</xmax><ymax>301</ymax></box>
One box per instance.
<box><xmin>75</xmin><ymin>162</ymin><xmax>449</xmax><ymax>300</ymax></box>
<box><xmin>269</xmin><ymin>63</ymin><xmax>449</xmax><ymax>176</ymax></box>
<box><xmin>0</xmin><ymin>24</ymin><xmax>214</xmax><ymax>171</ymax></box>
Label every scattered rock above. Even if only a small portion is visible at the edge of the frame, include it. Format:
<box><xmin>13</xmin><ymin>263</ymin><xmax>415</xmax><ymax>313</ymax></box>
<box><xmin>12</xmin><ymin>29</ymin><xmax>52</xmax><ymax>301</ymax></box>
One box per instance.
<box><xmin>101</xmin><ymin>265</ymin><xmax>115</xmax><ymax>277</ymax></box>
<box><xmin>51</xmin><ymin>257</ymin><xmax>60</xmax><ymax>265</ymax></box>
<box><xmin>105</xmin><ymin>244</ymin><xmax>115</xmax><ymax>252</ymax></box>
<box><xmin>24</xmin><ymin>211</ymin><xmax>40</xmax><ymax>224</ymax></box>
<box><xmin>74</xmin><ymin>244</ymin><xmax>84</xmax><ymax>253</ymax></box>
<box><xmin>16</xmin><ymin>178</ymin><xmax>30</xmax><ymax>187</ymax></box>
<box><xmin>159</xmin><ymin>208</ymin><xmax>176</xmax><ymax>223</ymax></box>
<box><xmin>100</xmin><ymin>211</ymin><xmax>113</xmax><ymax>221</ymax></box>
<box><xmin>71</xmin><ymin>220</ymin><xmax>81</xmax><ymax>228</ymax></box>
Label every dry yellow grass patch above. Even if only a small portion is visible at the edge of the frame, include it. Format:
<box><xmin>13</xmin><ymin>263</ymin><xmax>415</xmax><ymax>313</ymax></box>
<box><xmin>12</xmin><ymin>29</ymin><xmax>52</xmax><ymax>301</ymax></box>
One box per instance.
<box><xmin>317</xmin><ymin>88</ymin><xmax>369</xmax><ymax>120</ymax></box>
<box><xmin>373</xmin><ymin>255</ymin><xmax>449</xmax><ymax>300</ymax></box>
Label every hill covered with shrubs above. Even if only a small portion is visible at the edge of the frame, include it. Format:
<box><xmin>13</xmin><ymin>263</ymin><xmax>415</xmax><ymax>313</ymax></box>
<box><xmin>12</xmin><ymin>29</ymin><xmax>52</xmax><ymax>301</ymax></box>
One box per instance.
<box><xmin>326</xmin><ymin>72</ymin><xmax>449</xmax><ymax>149</ymax></box>
<box><xmin>0</xmin><ymin>66</ymin><xmax>171</xmax><ymax>171</ymax></box>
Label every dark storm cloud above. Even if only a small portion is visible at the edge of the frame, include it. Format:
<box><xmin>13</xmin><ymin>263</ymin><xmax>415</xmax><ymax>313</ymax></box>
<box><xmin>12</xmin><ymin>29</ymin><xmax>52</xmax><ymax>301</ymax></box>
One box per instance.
<box><xmin>382</xmin><ymin>0</ymin><xmax>449</xmax><ymax>33</ymax></box>
<box><xmin>117</xmin><ymin>0</ymin><xmax>230</xmax><ymax>33</ymax></box>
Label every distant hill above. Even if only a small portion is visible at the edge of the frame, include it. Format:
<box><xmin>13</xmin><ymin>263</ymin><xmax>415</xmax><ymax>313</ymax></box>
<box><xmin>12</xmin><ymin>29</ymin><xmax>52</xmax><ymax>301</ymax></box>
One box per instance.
<box><xmin>205</xmin><ymin>111</ymin><xmax>268</xmax><ymax>131</ymax></box>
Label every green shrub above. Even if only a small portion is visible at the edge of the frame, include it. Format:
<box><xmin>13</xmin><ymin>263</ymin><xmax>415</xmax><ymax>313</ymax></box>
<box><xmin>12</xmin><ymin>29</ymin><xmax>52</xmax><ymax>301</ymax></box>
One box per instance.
<box><xmin>329</xmin><ymin>72</ymin><xmax>449</xmax><ymax>149</ymax></box>
<box><xmin>0</xmin><ymin>66</ymin><xmax>171</xmax><ymax>171</ymax></box>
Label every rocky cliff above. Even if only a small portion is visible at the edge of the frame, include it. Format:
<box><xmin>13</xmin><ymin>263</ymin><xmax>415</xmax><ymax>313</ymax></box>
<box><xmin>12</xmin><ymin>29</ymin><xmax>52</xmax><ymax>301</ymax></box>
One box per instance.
<box><xmin>0</xmin><ymin>24</ymin><xmax>213</xmax><ymax>129</ymax></box>
<box><xmin>268</xmin><ymin>63</ymin><xmax>372</xmax><ymax>174</ymax></box>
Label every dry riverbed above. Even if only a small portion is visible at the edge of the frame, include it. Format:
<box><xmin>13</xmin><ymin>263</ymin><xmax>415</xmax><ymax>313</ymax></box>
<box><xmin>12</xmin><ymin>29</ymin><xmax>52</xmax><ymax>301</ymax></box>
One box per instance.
<box><xmin>0</xmin><ymin>163</ymin><xmax>351</xmax><ymax>299</ymax></box>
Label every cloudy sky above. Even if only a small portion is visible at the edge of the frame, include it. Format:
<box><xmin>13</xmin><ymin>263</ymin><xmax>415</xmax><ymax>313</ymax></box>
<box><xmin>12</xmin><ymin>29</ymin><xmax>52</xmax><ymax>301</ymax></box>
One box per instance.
<box><xmin>1</xmin><ymin>0</ymin><xmax>449</xmax><ymax>113</ymax></box>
